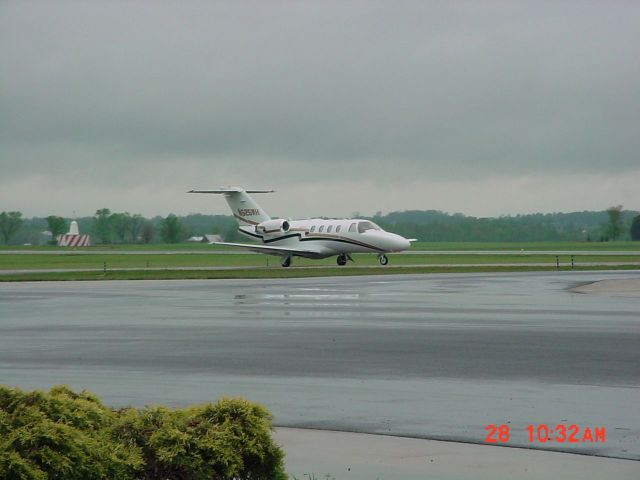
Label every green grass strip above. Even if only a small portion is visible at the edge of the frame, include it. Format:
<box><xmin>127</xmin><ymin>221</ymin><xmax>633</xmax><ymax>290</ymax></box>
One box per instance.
<box><xmin>1</xmin><ymin>264</ymin><xmax>638</xmax><ymax>282</ymax></box>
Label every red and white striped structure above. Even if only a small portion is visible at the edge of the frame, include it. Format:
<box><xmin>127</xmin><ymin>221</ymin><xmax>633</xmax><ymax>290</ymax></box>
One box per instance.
<box><xmin>57</xmin><ymin>220</ymin><xmax>91</xmax><ymax>247</ymax></box>
<box><xmin>57</xmin><ymin>234</ymin><xmax>91</xmax><ymax>247</ymax></box>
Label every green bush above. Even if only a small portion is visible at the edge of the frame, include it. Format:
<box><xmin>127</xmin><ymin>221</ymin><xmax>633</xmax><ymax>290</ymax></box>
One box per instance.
<box><xmin>0</xmin><ymin>386</ymin><xmax>286</xmax><ymax>480</ymax></box>
<box><xmin>0</xmin><ymin>385</ymin><xmax>141</xmax><ymax>479</ymax></box>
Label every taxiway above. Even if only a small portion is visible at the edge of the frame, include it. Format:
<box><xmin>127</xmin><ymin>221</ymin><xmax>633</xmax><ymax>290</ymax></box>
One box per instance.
<box><xmin>0</xmin><ymin>271</ymin><xmax>638</xmax><ymax>461</ymax></box>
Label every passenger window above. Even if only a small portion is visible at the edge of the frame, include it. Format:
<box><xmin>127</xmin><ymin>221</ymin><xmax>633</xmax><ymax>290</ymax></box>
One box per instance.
<box><xmin>348</xmin><ymin>223</ymin><xmax>356</xmax><ymax>232</ymax></box>
<box><xmin>327</xmin><ymin>225</ymin><xmax>333</xmax><ymax>233</ymax></box>
<box><xmin>319</xmin><ymin>225</ymin><xmax>324</xmax><ymax>233</ymax></box>
<box><xmin>336</xmin><ymin>225</ymin><xmax>341</xmax><ymax>233</ymax></box>
<box><xmin>310</xmin><ymin>225</ymin><xmax>316</xmax><ymax>233</ymax></box>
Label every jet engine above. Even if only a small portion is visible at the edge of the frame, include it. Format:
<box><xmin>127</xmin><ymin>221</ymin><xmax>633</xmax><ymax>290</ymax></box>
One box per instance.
<box><xmin>256</xmin><ymin>219</ymin><xmax>290</xmax><ymax>234</ymax></box>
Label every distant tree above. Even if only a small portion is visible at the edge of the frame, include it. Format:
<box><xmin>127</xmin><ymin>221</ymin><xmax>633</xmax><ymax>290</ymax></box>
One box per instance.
<box><xmin>129</xmin><ymin>214</ymin><xmax>144</xmax><ymax>243</ymax></box>
<box><xmin>160</xmin><ymin>214</ymin><xmax>183</xmax><ymax>243</ymax></box>
<box><xmin>46</xmin><ymin>216</ymin><xmax>68</xmax><ymax>239</ymax></box>
<box><xmin>606</xmin><ymin>205</ymin><xmax>624</xmax><ymax>240</ymax></box>
<box><xmin>0</xmin><ymin>211</ymin><xmax>24</xmax><ymax>244</ymax></box>
<box><xmin>110</xmin><ymin>212</ymin><xmax>131</xmax><ymax>243</ymax></box>
<box><xmin>223</xmin><ymin>222</ymin><xmax>242</xmax><ymax>242</ymax></box>
<box><xmin>631</xmin><ymin>215</ymin><xmax>640</xmax><ymax>241</ymax></box>
<box><xmin>93</xmin><ymin>208</ymin><xmax>113</xmax><ymax>244</ymax></box>
<box><xmin>140</xmin><ymin>221</ymin><xmax>155</xmax><ymax>244</ymax></box>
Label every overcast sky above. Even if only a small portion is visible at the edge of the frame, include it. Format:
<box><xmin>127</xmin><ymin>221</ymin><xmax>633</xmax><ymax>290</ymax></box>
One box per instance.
<box><xmin>1</xmin><ymin>1</ymin><xmax>638</xmax><ymax>219</ymax></box>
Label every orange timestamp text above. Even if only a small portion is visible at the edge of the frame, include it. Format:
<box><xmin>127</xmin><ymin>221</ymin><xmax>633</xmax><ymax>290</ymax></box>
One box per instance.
<box><xmin>485</xmin><ymin>424</ymin><xmax>606</xmax><ymax>444</ymax></box>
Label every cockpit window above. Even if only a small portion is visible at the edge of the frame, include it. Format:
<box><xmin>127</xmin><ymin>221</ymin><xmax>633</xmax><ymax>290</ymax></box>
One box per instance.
<box><xmin>357</xmin><ymin>221</ymin><xmax>381</xmax><ymax>233</ymax></box>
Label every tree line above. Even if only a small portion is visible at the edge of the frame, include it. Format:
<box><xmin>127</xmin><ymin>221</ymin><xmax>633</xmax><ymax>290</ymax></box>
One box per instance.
<box><xmin>1</xmin><ymin>207</ymin><xmax>639</xmax><ymax>245</ymax></box>
<box><xmin>0</xmin><ymin>210</ymin><xmax>240</xmax><ymax>245</ymax></box>
<box><xmin>371</xmin><ymin>205</ymin><xmax>640</xmax><ymax>243</ymax></box>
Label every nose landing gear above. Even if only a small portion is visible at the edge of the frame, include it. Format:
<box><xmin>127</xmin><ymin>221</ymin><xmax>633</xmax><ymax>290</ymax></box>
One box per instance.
<box><xmin>378</xmin><ymin>254</ymin><xmax>389</xmax><ymax>266</ymax></box>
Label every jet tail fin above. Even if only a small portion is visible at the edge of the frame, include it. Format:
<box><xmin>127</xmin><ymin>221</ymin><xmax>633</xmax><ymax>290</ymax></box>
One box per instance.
<box><xmin>188</xmin><ymin>187</ymin><xmax>272</xmax><ymax>226</ymax></box>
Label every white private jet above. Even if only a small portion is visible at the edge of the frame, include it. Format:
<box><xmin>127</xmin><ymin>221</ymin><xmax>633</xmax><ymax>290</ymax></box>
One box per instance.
<box><xmin>188</xmin><ymin>187</ymin><xmax>414</xmax><ymax>267</ymax></box>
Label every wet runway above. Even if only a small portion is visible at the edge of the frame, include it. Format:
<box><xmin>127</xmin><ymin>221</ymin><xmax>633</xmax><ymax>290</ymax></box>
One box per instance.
<box><xmin>1</xmin><ymin>271</ymin><xmax>639</xmax><ymax>459</ymax></box>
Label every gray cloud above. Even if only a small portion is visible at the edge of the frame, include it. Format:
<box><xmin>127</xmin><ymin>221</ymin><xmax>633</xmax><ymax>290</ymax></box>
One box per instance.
<box><xmin>1</xmin><ymin>1</ymin><xmax>639</xmax><ymax>217</ymax></box>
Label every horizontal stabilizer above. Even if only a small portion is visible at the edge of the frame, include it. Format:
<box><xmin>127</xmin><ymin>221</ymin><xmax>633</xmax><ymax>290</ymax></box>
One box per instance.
<box><xmin>188</xmin><ymin>188</ymin><xmax>274</xmax><ymax>194</ymax></box>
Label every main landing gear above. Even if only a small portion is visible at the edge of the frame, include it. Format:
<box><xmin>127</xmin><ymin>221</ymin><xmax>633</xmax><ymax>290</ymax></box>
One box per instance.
<box><xmin>336</xmin><ymin>254</ymin><xmax>348</xmax><ymax>266</ymax></box>
<box><xmin>281</xmin><ymin>256</ymin><xmax>292</xmax><ymax>268</ymax></box>
<box><xmin>378</xmin><ymin>254</ymin><xmax>389</xmax><ymax>266</ymax></box>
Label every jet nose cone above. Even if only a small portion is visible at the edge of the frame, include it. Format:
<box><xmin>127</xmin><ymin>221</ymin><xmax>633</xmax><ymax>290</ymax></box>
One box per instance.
<box><xmin>390</xmin><ymin>234</ymin><xmax>411</xmax><ymax>252</ymax></box>
<box><xmin>399</xmin><ymin>236</ymin><xmax>411</xmax><ymax>251</ymax></box>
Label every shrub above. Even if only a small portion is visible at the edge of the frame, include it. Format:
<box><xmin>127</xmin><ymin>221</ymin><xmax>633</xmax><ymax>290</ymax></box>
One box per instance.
<box><xmin>0</xmin><ymin>386</ymin><xmax>286</xmax><ymax>480</ymax></box>
<box><xmin>0</xmin><ymin>385</ymin><xmax>141</xmax><ymax>480</ymax></box>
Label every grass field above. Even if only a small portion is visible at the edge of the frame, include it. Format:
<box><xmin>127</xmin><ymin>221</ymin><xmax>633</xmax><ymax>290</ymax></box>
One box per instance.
<box><xmin>1</xmin><ymin>242</ymin><xmax>638</xmax><ymax>281</ymax></box>
<box><xmin>0</xmin><ymin>252</ymin><xmax>640</xmax><ymax>270</ymax></box>
<box><xmin>1</xmin><ymin>252</ymin><xmax>639</xmax><ymax>270</ymax></box>
<box><xmin>1</xmin><ymin>264</ymin><xmax>638</xmax><ymax>282</ymax></box>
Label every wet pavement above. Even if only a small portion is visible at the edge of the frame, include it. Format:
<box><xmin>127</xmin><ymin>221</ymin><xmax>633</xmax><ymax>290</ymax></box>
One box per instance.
<box><xmin>0</xmin><ymin>271</ymin><xmax>639</xmax><ymax>459</ymax></box>
<box><xmin>275</xmin><ymin>428</ymin><xmax>640</xmax><ymax>480</ymax></box>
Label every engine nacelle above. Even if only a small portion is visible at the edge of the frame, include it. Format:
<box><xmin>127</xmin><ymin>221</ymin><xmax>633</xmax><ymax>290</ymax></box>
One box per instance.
<box><xmin>256</xmin><ymin>219</ymin><xmax>290</xmax><ymax>235</ymax></box>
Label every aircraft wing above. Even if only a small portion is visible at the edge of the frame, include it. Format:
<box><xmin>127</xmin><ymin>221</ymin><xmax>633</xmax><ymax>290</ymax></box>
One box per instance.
<box><xmin>211</xmin><ymin>241</ymin><xmax>316</xmax><ymax>256</ymax></box>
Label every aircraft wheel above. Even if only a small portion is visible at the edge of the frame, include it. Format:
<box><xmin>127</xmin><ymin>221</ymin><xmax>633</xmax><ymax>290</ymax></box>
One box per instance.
<box><xmin>378</xmin><ymin>254</ymin><xmax>389</xmax><ymax>266</ymax></box>
<box><xmin>281</xmin><ymin>256</ymin><xmax>292</xmax><ymax>268</ymax></box>
<box><xmin>337</xmin><ymin>254</ymin><xmax>347</xmax><ymax>266</ymax></box>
